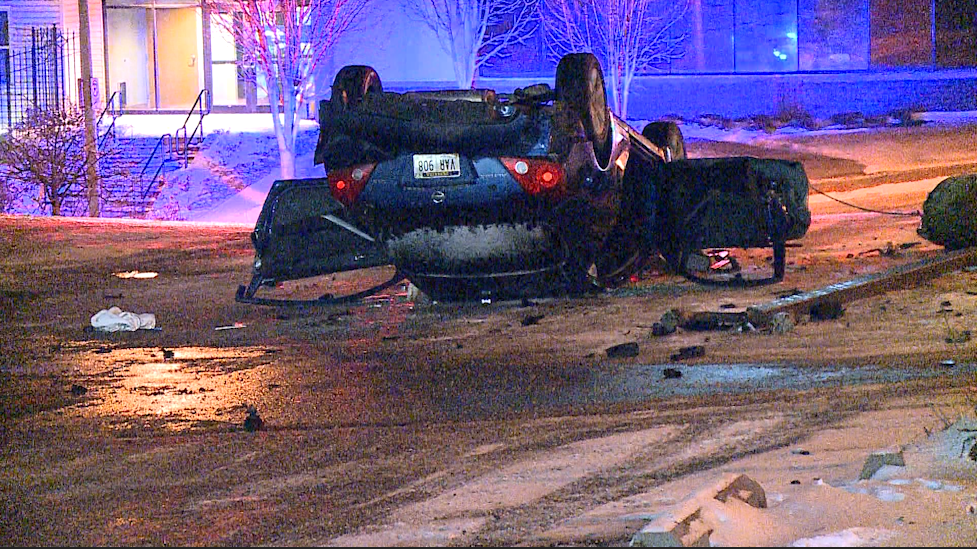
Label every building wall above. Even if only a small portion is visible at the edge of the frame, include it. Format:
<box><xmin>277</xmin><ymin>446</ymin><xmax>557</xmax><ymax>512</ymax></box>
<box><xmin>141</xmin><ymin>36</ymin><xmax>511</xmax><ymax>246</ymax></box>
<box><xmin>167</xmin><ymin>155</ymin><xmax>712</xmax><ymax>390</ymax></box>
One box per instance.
<box><xmin>0</xmin><ymin>0</ymin><xmax>61</xmax><ymax>47</ymax></box>
<box><xmin>60</xmin><ymin>0</ymin><xmax>106</xmax><ymax>107</ymax></box>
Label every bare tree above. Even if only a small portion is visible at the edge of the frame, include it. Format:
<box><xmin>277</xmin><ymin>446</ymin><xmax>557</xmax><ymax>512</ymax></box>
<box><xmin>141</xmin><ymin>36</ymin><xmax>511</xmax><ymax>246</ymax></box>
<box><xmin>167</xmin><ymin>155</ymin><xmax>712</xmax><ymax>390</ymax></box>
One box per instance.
<box><xmin>402</xmin><ymin>0</ymin><xmax>539</xmax><ymax>89</ymax></box>
<box><xmin>0</xmin><ymin>107</ymin><xmax>134</xmax><ymax>216</ymax></box>
<box><xmin>540</xmin><ymin>0</ymin><xmax>691</xmax><ymax>119</ymax></box>
<box><xmin>208</xmin><ymin>0</ymin><xmax>371</xmax><ymax>179</ymax></box>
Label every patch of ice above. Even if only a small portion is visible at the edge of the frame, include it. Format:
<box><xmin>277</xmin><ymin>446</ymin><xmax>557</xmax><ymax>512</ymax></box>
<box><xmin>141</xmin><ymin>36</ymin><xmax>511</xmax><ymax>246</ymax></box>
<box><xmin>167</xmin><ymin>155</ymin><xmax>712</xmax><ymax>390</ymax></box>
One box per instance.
<box><xmin>790</xmin><ymin>527</ymin><xmax>895</xmax><ymax>547</ymax></box>
<box><xmin>843</xmin><ymin>483</ymin><xmax>905</xmax><ymax>502</ymax></box>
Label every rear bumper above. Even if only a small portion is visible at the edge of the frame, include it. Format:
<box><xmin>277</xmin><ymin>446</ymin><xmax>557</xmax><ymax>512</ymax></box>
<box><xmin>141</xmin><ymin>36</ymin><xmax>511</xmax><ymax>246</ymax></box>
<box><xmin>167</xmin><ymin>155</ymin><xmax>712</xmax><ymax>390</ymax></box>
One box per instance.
<box><xmin>386</xmin><ymin>222</ymin><xmax>567</xmax><ymax>278</ymax></box>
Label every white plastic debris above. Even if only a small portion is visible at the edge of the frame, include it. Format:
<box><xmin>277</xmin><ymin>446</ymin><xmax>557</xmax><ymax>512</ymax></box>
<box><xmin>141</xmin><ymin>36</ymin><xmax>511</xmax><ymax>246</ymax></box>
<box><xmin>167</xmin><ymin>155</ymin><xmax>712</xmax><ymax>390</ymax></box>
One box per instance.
<box><xmin>90</xmin><ymin>306</ymin><xmax>157</xmax><ymax>332</ymax></box>
<box><xmin>113</xmin><ymin>270</ymin><xmax>158</xmax><ymax>279</ymax></box>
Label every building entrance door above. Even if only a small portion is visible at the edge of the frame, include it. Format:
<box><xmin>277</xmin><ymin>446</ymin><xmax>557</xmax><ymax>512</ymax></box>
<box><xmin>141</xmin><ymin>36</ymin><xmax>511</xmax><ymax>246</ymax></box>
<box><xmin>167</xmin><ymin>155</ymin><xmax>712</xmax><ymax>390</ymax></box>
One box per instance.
<box><xmin>155</xmin><ymin>7</ymin><xmax>200</xmax><ymax>109</ymax></box>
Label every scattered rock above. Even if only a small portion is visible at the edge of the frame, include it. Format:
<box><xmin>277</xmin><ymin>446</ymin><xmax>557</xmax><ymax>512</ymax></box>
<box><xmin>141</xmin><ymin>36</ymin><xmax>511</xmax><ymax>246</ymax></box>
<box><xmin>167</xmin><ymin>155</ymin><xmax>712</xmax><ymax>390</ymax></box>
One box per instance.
<box><xmin>776</xmin><ymin>288</ymin><xmax>803</xmax><ymax>299</ymax></box>
<box><xmin>661</xmin><ymin>309</ymin><xmax>682</xmax><ymax>331</ymax></box>
<box><xmin>606</xmin><ymin>342</ymin><xmax>639</xmax><ymax>358</ymax></box>
<box><xmin>680</xmin><ymin>311</ymin><xmax>744</xmax><ymax>331</ymax></box>
<box><xmin>629</xmin><ymin>474</ymin><xmax>766</xmax><ymax>547</ymax></box>
<box><xmin>521</xmin><ymin>314</ymin><xmax>544</xmax><ymax>326</ymax></box>
<box><xmin>663</xmin><ymin>367</ymin><xmax>682</xmax><ymax>379</ymax></box>
<box><xmin>809</xmin><ymin>299</ymin><xmax>844</xmax><ymax>321</ymax></box>
<box><xmin>244</xmin><ymin>405</ymin><xmax>264</xmax><ymax>432</ymax></box>
<box><xmin>770</xmin><ymin>312</ymin><xmax>795</xmax><ymax>334</ymax></box>
<box><xmin>859</xmin><ymin>446</ymin><xmax>906</xmax><ymax>480</ymax></box>
<box><xmin>69</xmin><ymin>384</ymin><xmax>87</xmax><ymax>396</ymax></box>
<box><xmin>945</xmin><ymin>330</ymin><xmax>971</xmax><ymax>344</ymax></box>
<box><xmin>162</xmin><ymin>348</ymin><xmax>175</xmax><ymax>360</ymax></box>
<box><xmin>670</xmin><ymin>345</ymin><xmax>705</xmax><ymax>361</ymax></box>
<box><xmin>737</xmin><ymin>321</ymin><xmax>756</xmax><ymax>332</ymax></box>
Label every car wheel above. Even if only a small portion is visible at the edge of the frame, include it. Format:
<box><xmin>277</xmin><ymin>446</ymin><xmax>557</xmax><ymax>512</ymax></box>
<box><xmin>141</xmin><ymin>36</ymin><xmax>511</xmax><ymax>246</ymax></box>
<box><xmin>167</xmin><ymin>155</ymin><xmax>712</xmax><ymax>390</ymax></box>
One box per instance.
<box><xmin>331</xmin><ymin>65</ymin><xmax>382</xmax><ymax>111</ymax></box>
<box><xmin>556</xmin><ymin>53</ymin><xmax>612</xmax><ymax>167</ymax></box>
<box><xmin>642</xmin><ymin>121</ymin><xmax>686</xmax><ymax>162</ymax></box>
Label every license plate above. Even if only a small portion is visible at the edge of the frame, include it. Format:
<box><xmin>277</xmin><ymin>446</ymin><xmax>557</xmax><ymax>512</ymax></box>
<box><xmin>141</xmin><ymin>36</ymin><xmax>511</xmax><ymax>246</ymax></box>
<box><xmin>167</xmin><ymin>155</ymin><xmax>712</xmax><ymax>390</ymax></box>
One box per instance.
<box><xmin>413</xmin><ymin>153</ymin><xmax>461</xmax><ymax>179</ymax></box>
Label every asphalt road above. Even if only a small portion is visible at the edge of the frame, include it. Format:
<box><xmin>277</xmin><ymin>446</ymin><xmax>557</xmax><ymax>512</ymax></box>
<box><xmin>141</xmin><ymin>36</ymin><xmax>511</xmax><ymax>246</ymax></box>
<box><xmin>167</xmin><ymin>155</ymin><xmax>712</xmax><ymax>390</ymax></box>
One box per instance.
<box><xmin>2</xmin><ymin>124</ymin><xmax>976</xmax><ymax>546</ymax></box>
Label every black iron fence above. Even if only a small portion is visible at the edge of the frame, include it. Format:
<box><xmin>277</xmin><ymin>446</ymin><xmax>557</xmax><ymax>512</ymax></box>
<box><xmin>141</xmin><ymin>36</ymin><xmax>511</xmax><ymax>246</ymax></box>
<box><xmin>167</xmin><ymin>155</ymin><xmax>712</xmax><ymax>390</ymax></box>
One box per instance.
<box><xmin>1</xmin><ymin>25</ymin><xmax>77</xmax><ymax>130</ymax></box>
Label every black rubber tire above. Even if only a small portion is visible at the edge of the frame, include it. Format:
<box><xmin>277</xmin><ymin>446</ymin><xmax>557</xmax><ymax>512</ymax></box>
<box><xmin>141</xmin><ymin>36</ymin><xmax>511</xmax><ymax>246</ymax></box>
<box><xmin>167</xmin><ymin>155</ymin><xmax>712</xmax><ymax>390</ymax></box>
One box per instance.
<box><xmin>556</xmin><ymin>53</ymin><xmax>612</xmax><ymax>167</ymax></box>
<box><xmin>642</xmin><ymin>121</ymin><xmax>686</xmax><ymax>162</ymax></box>
<box><xmin>331</xmin><ymin>65</ymin><xmax>382</xmax><ymax>111</ymax></box>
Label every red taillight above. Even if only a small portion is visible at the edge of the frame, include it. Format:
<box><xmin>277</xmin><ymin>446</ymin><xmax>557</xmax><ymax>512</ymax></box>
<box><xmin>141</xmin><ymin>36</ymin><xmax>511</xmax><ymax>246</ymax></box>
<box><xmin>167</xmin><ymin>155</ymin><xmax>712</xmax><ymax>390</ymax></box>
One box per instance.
<box><xmin>501</xmin><ymin>157</ymin><xmax>566</xmax><ymax>199</ymax></box>
<box><xmin>327</xmin><ymin>163</ymin><xmax>376</xmax><ymax>206</ymax></box>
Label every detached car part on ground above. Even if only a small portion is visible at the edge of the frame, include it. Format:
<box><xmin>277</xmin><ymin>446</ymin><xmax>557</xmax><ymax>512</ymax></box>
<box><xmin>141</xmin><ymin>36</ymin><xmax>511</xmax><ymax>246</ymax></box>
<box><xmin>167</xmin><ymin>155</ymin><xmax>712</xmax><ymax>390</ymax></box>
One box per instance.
<box><xmin>236</xmin><ymin>53</ymin><xmax>811</xmax><ymax>306</ymax></box>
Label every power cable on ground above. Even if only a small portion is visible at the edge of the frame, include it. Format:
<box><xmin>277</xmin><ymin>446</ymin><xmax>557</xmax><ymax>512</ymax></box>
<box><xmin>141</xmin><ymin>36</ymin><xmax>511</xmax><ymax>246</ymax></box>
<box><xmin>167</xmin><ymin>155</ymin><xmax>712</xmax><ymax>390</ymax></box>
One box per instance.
<box><xmin>808</xmin><ymin>182</ymin><xmax>922</xmax><ymax>217</ymax></box>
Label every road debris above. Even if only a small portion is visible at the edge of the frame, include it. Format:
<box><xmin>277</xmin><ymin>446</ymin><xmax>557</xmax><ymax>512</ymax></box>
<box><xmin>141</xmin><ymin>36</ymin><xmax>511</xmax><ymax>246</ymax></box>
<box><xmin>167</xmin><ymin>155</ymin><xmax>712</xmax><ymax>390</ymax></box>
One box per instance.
<box><xmin>606</xmin><ymin>342</ymin><xmax>639</xmax><ymax>358</ymax></box>
<box><xmin>809</xmin><ymin>299</ymin><xmax>845</xmax><ymax>321</ymax></box>
<box><xmin>746</xmin><ymin>246</ymin><xmax>977</xmax><ymax>328</ymax></box>
<box><xmin>215</xmin><ymin>322</ymin><xmax>247</xmax><ymax>331</ymax></box>
<box><xmin>90</xmin><ymin>306</ymin><xmax>157</xmax><ymax>332</ymax></box>
<box><xmin>243</xmin><ymin>405</ymin><xmax>264</xmax><ymax>432</ymax></box>
<box><xmin>630</xmin><ymin>474</ymin><xmax>766</xmax><ymax>547</ymax></box>
<box><xmin>652</xmin><ymin>309</ymin><xmax>682</xmax><ymax>336</ymax></box>
<box><xmin>521</xmin><ymin>314</ymin><xmax>544</xmax><ymax>326</ymax></box>
<box><xmin>113</xmin><ymin>270</ymin><xmax>158</xmax><ymax>279</ymax></box>
<box><xmin>671</xmin><ymin>345</ymin><xmax>705</xmax><ymax>361</ymax></box>
<box><xmin>770</xmin><ymin>312</ymin><xmax>795</xmax><ymax>334</ymax></box>
<box><xmin>663</xmin><ymin>367</ymin><xmax>682</xmax><ymax>379</ymax></box>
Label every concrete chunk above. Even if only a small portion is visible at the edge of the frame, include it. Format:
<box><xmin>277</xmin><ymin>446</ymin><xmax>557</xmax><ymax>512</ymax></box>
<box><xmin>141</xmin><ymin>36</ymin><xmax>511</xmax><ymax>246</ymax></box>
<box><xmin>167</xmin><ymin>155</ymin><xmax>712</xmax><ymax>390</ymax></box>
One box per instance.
<box><xmin>630</xmin><ymin>505</ymin><xmax>712</xmax><ymax>547</ymax></box>
<box><xmin>630</xmin><ymin>474</ymin><xmax>766</xmax><ymax>547</ymax></box>
<box><xmin>710</xmin><ymin>473</ymin><xmax>767</xmax><ymax>508</ymax></box>
<box><xmin>858</xmin><ymin>446</ymin><xmax>906</xmax><ymax>480</ymax></box>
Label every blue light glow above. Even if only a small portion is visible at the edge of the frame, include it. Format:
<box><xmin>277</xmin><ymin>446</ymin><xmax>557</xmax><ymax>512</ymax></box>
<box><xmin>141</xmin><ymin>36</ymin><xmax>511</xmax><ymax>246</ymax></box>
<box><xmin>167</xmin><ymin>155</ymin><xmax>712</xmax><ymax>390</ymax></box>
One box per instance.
<box><xmin>786</xmin><ymin>32</ymin><xmax>797</xmax><ymax>40</ymax></box>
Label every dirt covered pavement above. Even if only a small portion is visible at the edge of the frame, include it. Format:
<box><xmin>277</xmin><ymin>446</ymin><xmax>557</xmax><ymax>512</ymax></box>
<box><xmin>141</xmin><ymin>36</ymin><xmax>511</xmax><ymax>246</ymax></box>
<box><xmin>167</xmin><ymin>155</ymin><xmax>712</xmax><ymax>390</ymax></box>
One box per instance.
<box><xmin>2</xmin><ymin>131</ymin><xmax>977</xmax><ymax>546</ymax></box>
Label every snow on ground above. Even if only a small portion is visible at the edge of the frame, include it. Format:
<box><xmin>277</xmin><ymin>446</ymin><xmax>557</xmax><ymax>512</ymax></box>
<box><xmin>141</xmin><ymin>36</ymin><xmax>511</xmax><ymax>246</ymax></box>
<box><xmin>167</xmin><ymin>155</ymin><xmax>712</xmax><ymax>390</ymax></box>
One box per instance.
<box><xmin>48</xmin><ymin>110</ymin><xmax>977</xmax><ymax>548</ymax></box>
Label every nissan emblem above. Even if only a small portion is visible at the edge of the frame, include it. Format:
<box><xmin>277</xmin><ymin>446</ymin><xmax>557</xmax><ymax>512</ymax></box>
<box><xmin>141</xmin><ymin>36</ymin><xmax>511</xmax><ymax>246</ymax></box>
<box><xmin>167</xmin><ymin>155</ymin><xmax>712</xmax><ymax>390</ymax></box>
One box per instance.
<box><xmin>431</xmin><ymin>190</ymin><xmax>446</xmax><ymax>204</ymax></box>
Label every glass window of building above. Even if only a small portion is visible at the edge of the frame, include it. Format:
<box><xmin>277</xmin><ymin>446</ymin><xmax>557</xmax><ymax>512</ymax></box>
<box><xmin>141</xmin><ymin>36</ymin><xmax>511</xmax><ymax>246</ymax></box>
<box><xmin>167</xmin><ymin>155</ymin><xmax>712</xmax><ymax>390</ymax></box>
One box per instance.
<box><xmin>871</xmin><ymin>0</ymin><xmax>934</xmax><ymax>67</ymax></box>
<box><xmin>936</xmin><ymin>0</ymin><xmax>977</xmax><ymax>67</ymax></box>
<box><xmin>733</xmin><ymin>0</ymin><xmax>798</xmax><ymax>72</ymax></box>
<box><xmin>798</xmin><ymin>0</ymin><xmax>869</xmax><ymax>70</ymax></box>
<box><xmin>210</xmin><ymin>11</ymin><xmax>245</xmax><ymax>106</ymax></box>
<box><xmin>670</xmin><ymin>0</ymin><xmax>735</xmax><ymax>73</ymax></box>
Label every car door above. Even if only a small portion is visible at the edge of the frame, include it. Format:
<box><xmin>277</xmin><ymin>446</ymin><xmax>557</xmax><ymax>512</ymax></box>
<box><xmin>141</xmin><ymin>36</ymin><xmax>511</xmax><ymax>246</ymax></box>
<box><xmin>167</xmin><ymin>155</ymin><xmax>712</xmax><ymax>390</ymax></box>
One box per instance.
<box><xmin>247</xmin><ymin>177</ymin><xmax>390</xmax><ymax>287</ymax></box>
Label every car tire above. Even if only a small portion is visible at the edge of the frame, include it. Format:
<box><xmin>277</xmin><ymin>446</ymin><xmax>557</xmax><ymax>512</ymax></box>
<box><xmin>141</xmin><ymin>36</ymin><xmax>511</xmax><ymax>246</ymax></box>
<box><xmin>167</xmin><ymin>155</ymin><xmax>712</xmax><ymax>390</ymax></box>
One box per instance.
<box><xmin>642</xmin><ymin>121</ymin><xmax>686</xmax><ymax>162</ymax></box>
<box><xmin>556</xmin><ymin>53</ymin><xmax>612</xmax><ymax>167</ymax></box>
<box><xmin>331</xmin><ymin>65</ymin><xmax>382</xmax><ymax>111</ymax></box>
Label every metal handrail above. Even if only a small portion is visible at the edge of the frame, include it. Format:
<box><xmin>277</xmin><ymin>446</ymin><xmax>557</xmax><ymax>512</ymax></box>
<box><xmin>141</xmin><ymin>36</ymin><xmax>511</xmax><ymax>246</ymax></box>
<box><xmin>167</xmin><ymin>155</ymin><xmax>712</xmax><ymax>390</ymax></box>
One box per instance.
<box><xmin>140</xmin><ymin>133</ymin><xmax>175</xmax><ymax>200</ymax></box>
<box><xmin>175</xmin><ymin>88</ymin><xmax>211</xmax><ymax>167</ymax></box>
<box><xmin>137</xmin><ymin>89</ymin><xmax>211</xmax><ymax>206</ymax></box>
<box><xmin>96</xmin><ymin>91</ymin><xmax>119</xmax><ymax>148</ymax></box>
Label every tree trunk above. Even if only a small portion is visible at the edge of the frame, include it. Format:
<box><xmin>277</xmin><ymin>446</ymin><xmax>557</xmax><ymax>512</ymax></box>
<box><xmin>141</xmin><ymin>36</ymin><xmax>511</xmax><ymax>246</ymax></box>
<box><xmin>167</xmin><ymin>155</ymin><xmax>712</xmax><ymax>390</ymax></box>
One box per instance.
<box><xmin>78</xmin><ymin>0</ymin><xmax>101</xmax><ymax>217</ymax></box>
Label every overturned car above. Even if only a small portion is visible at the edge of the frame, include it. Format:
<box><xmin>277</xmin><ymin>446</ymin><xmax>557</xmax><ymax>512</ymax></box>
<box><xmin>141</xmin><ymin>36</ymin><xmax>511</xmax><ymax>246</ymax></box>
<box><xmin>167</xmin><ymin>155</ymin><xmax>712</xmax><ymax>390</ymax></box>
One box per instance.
<box><xmin>236</xmin><ymin>53</ymin><xmax>811</xmax><ymax>306</ymax></box>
